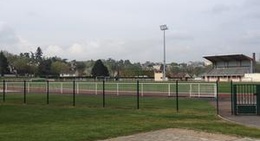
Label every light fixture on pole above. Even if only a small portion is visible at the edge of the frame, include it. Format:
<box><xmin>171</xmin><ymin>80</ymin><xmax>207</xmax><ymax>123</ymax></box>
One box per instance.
<box><xmin>160</xmin><ymin>24</ymin><xmax>168</xmax><ymax>81</ymax></box>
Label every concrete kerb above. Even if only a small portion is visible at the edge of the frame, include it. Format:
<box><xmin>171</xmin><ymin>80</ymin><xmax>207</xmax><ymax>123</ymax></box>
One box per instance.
<box><xmin>218</xmin><ymin>114</ymin><xmax>260</xmax><ymax>129</ymax></box>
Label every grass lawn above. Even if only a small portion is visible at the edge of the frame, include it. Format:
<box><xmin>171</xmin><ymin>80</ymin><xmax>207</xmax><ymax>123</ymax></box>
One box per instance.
<box><xmin>1</xmin><ymin>94</ymin><xmax>260</xmax><ymax>141</ymax></box>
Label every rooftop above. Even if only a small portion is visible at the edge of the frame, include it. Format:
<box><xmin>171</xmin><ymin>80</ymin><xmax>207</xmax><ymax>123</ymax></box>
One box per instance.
<box><xmin>204</xmin><ymin>54</ymin><xmax>253</xmax><ymax>63</ymax></box>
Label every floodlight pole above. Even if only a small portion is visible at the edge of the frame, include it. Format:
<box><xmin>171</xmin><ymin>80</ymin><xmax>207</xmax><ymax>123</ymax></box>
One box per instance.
<box><xmin>160</xmin><ymin>24</ymin><xmax>168</xmax><ymax>81</ymax></box>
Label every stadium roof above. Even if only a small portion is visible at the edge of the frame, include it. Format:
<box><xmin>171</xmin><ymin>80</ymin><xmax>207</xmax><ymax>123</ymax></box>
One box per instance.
<box><xmin>204</xmin><ymin>54</ymin><xmax>253</xmax><ymax>63</ymax></box>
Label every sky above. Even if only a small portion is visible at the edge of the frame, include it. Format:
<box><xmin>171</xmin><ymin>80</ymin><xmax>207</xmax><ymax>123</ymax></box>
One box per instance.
<box><xmin>0</xmin><ymin>0</ymin><xmax>260</xmax><ymax>63</ymax></box>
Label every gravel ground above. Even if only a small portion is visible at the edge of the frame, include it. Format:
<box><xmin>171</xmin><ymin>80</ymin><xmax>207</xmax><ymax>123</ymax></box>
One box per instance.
<box><xmin>100</xmin><ymin>128</ymin><xmax>260</xmax><ymax>141</ymax></box>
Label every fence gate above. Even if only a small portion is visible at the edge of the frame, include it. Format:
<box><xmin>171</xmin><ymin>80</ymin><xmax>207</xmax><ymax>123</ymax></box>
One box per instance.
<box><xmin>232</xmin><ymin>84</ymin><xmax>260</xmax><ymax>115</ymax></box>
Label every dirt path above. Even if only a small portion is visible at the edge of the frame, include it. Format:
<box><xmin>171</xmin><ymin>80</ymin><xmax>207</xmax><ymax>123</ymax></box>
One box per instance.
<box><xmin>100</xmin><ymin>128</ymin><xmax>260</xmax><ymax>141</ymax></box>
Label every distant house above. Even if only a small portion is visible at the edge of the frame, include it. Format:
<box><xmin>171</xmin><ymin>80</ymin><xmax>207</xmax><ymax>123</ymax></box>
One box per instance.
<box><xmin>169</xmin><ymin>72</ymin><xmax>191</xmax><ymax>81</ymax></box>
<box><xmin>153</xmin><ymin>64</ymin><xmax>163</xmax><ymax>81</ymax></box>
<box><xmin>154</xmin><ymin>72</ymin><xmax>163</xmax><ymax>81</ymax></box>
<box><xmin>153</xmin><ymin>64</ymin><xmax>163</xmax><ymax>73</ymax></box>
<box><xmin>60</xmin><ymin>73</ymin><xmax>77</xmax><ymax>77</ymax></box>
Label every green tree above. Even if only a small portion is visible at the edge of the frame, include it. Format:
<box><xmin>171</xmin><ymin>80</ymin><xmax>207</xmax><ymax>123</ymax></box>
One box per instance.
<box><xmin>0</xmin><ymin>51</ymin><xmax>9</xmax><ymax>76</ymax></box>
<box><xmin>75</xmin><ymin>61</ymin><xmax>86</xmax><ymax>76</ymax></box>
<box><xmin>103</xmin><ymin>58</ymin><xmax>120</xmax><ymax>77</ymax></box>
<box><xmin>91</xmin><ymin>59</ymin><xmax>109</xmax><ymax>78</ymax></box>
<box><xmin>10</xmin><ymin>52</ymin><xmax>38</xmax><ymax>76</ymax></box>
<box><xmin>12</xmin><ymin>57</ymin><xmax>30</xmax><ymax>75</ymax></box>
<box><xmin>84</xmin><ymin>60</ymin><xmax>95</xmax><ymax>76</ymax></box>
<box><xmin>121</xmin><ymin>63</ymin><xmax>142</xmax><ymax>77</ymax></box>
<box><xmin>51</xmin><ymin>61</ymin><xmax>70</xmax><ymax>75</ymax></box>
<box><xmin>37</xmin><ymin>59</ymin><xmax>52</xmax><ymax>77</ymax></box>
<box><xmin>35</xmin><ymin>47</ymin><xmax>43</xmax><ymax>63</ymax></box>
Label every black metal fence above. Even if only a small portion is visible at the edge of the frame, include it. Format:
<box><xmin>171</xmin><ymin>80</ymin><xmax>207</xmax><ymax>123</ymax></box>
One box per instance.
<box><xmin>0</xmin><ymin>80</ymin><xmax>219</xmax><ymax>112</ymax></box>
<box><xmin>217</xmin><ymin>81</ymin><xmax>260</xmax><ymax>116</ymax></box>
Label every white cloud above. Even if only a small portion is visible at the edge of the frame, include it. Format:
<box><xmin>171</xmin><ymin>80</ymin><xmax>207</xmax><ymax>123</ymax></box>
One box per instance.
<box><xmin>1</xmin><ymin>0</ymin><xmax>260</xmax><ymax>63</ymax></box>
<box><xmin>45</xmin><ymin>45</ymin><xmax>64</xmax><ymax>57</ymax></box>
<box><xmin>0</xmin><ymin>22</ymin><xmax>19</xmax><ymax>44</ymax></box>
<box><xmin>68</xmin><ymin>43</ymin><xmax>85</xmax><ymax>55</ymax></box>
<box><xmin>210</xmin><ymin>4</ymin><xmax>232</xmax><ymax>15</ymax></box>
<box><xmin>0</xmin><ymin>22</ymin><xmax>35</xmax><ymax>54</ymax></box>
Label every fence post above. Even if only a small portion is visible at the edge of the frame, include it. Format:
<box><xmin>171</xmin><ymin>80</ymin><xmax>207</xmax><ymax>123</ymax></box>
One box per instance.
<box><xmin>137</xmin><ymin>80</ymin><xmax>140</xmax><ymax>109</ymax></box>
<box><xmin>73</xmin><ymin>80</ymin><xmax>76</xmax><ymax>106</ymax></box>
<box><xmin>216</xmin><ymin>81</ymin><xmax>219</xmax><ymax>115</ymax></box>
<box><xmin>27</xmin><ymin>81</ymin><xmax>30</xmax><ymax>93</ymax></box>
<box><xmin>60</xmin><ymin>82</ymin><xmax>63</xmax><ymax>94</ymax></box>
<box><xmin>117</xmin><ymin>83</ymin><xmax>119</xmax><ymax>96</ymax></box>
<box><xmin>95</xmin><ymin>83</ymin><xmax>98</xmax><ymax>95</ymax></box>
<box><xmin>24</xmin><ymin>80</ymin><xmax>27</xmax><ymax>104</ymax></box>
<box><xmin>168</xmin><ymin>83</ymin><xmax>171</xmax><ymax>97</ymax></box>
<box><xmin>3</xmin><ymin>80</ymin><xmax>5</xmax><ymax>102</ymax></box>
<box><xmin>256</xmin><ymin>85</ymin><xmax>260</xmax><ymax>115</ymax></box>
<box><xmin>76</xmin><ymin>82</ymin><xmax>79</xmax><ymax>94</ymax></box>
<box><xmin>47</xmin><ymin>80</ymin><xmax>49</xmax><ymax>104</ymax></box>
<box><xmin>103</xmin><ymin>80</ymin><xmax>105</xmax><ymax>108</ymax></box>
<box><xmin>141</xmin><ymin>83</ymin><xmax>144</xmax><ymax>97</ymax></box>
<box><xmin>230</xmin><ymin>81</ymin><xmax>234</xmax><ymax>115</ymax></box>
<box><xmin>176</xmin><ymin>80</ymin><xmax>179</xmax><ymax>112</ymax></box>
<box><xmin>233</xmin><ymin>84</ymin><xmax>237</xmax><ymax>115</ymax></box>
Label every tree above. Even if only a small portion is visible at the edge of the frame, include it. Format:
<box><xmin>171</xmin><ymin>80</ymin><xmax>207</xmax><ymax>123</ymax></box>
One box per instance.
<box><xmin>84</xmin><ymin>60</ymin><xmax>95</xmax><ymax>76</ymax></box>
<box><xmin>75</xmin><ymin>61</ymin><xmax>86</xmax><ymax>76</ymax></box>
<box><xmin>0</xmin><ymin>51</ymin><xmax>9</xmax><ymax>76</ymax></box>
<box><xmin>37</xmin><ymin>59</ymin><xmax>52</xmax><ymax>77</ymax></box>
<box><xmin>120</xmin><ymin>62</ymin><xmax>142</xmax><ymax>77</ymax></box>
<box><xmin>35</xmin><ymin>47</ymin><xmax>43</xmax><ymax>63</ymax></box>
<box><xmin>12</xmin><ymin>57</ymin><xmax>30</xmax><ymax>75</ymax></box>
<box><xmin>51</xmin><ymin>61</ymin><xmax>70</xmax><ymax>75</ymax></box>
<box><xmin>105</xmin><ymin>58</ymin><xmax>117</xmax><ymax>77</ymax></box>
<box><xmin>91</xmin><ymin>59</ymin><xmax>109</xmax><ymax>78</ymax></box>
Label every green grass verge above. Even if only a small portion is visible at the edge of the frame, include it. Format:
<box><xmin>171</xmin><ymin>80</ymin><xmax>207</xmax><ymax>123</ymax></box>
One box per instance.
<box><xmin>0</xmin><ymin>94</ymin><xmax>260</xmax><ymax>141</ymax></box>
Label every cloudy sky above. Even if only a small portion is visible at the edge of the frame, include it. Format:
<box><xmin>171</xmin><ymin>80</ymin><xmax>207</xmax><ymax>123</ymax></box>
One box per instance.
<box><xmin>0</xmin><ymin>0</ymin><xmax>260</xmax><ymax>63</ymax></box>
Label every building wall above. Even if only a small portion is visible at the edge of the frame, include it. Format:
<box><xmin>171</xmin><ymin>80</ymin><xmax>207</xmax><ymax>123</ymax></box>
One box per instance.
<box><xmin>243</xmin><ymin>73</ymin><xmax>260</xmax><ymax>82</ymax></box>
<box><xmin>204</xmin><ymin>76</ymin><xmax>241</xmax><ymax>82</ymax></box>
<box><xmin>231</xmin><ymin>77</ymin><xmax>241</xmax><ymax>82</ymax></box>
<box><xmin>241</xmin><ymin>60</ymin><xmax>251</xmax><ymax>67</ymax></box>
<box><xmin>205</xmin><ymin>74</ymin><xmax>260</xmax><ymax>82</ymax></box>
<box><xmin>215</xmin><ymin>60</ymin><xmax>251</xmax><ymax>68</ymax></box>
<box><xmin>205</xmin><ymin>76</ymin><xmax>218</xmax><ymax>82</ymax></box>
<box><xmin>154</xmin><ymin>72</ymin><xmax>163</xmax><ymax>81</ymax></box>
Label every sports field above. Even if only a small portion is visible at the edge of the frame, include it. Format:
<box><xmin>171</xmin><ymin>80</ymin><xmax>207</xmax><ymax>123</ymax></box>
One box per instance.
<box><xmin>1</xmin><ymin>81</ymin><xmax>260</xmax><ymax>141</ymax></box>
<box><xmin>1</xmin><ymin>93</ymin><xmax>260</xmax><ymax>141</ymax></box>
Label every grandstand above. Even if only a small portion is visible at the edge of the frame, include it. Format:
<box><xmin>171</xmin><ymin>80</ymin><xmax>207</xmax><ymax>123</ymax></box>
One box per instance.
<box><xmin>202</xmin><ymin>54</ymin><xmax>255</xmax><ymax>82</ymax></box>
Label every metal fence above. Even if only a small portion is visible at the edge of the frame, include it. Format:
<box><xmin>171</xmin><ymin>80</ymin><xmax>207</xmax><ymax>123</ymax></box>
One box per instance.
<box><xmin>1</xmin><ymin>81</ymin><xmax>217</xmax><ymax>97</ymax></box>
<box><xmin>0</xmin><ymin>80</ymin><xmax>218</xmax><ymax>111</ymax></box>
<box><xmin>216</xmin><ymin>81</ymin><xmax>260</xmax><ymax>116</ymax></box>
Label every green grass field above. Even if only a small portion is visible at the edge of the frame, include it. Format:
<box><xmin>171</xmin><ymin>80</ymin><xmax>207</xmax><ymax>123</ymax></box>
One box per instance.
<box><xmin>1</xmin><ymin>93</ymin><xmax>260</xmax><ymax>141</ymax></box>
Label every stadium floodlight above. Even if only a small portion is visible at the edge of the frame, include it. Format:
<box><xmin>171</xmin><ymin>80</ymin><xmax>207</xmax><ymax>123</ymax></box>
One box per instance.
<box><xmin>160</xmin><ymin>25</ymin><xmax>168</xmax><ymax>30</ymax></box>
<box><xmin>160</xmin><ymin>24</ymin><xmax>168</xmax><ymax>81</ymax></box>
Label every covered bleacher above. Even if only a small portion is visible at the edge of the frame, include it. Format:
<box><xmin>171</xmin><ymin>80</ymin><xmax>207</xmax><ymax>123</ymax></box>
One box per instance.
<box><xmin>206</xmin><ymin>67</ymin><xmax>251</xmax><ymax>77</ymax></box>
<box><xmin>203</xmin><ymin>54</ymin><xmax>254</xmax><ymax>82</ymax></box>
